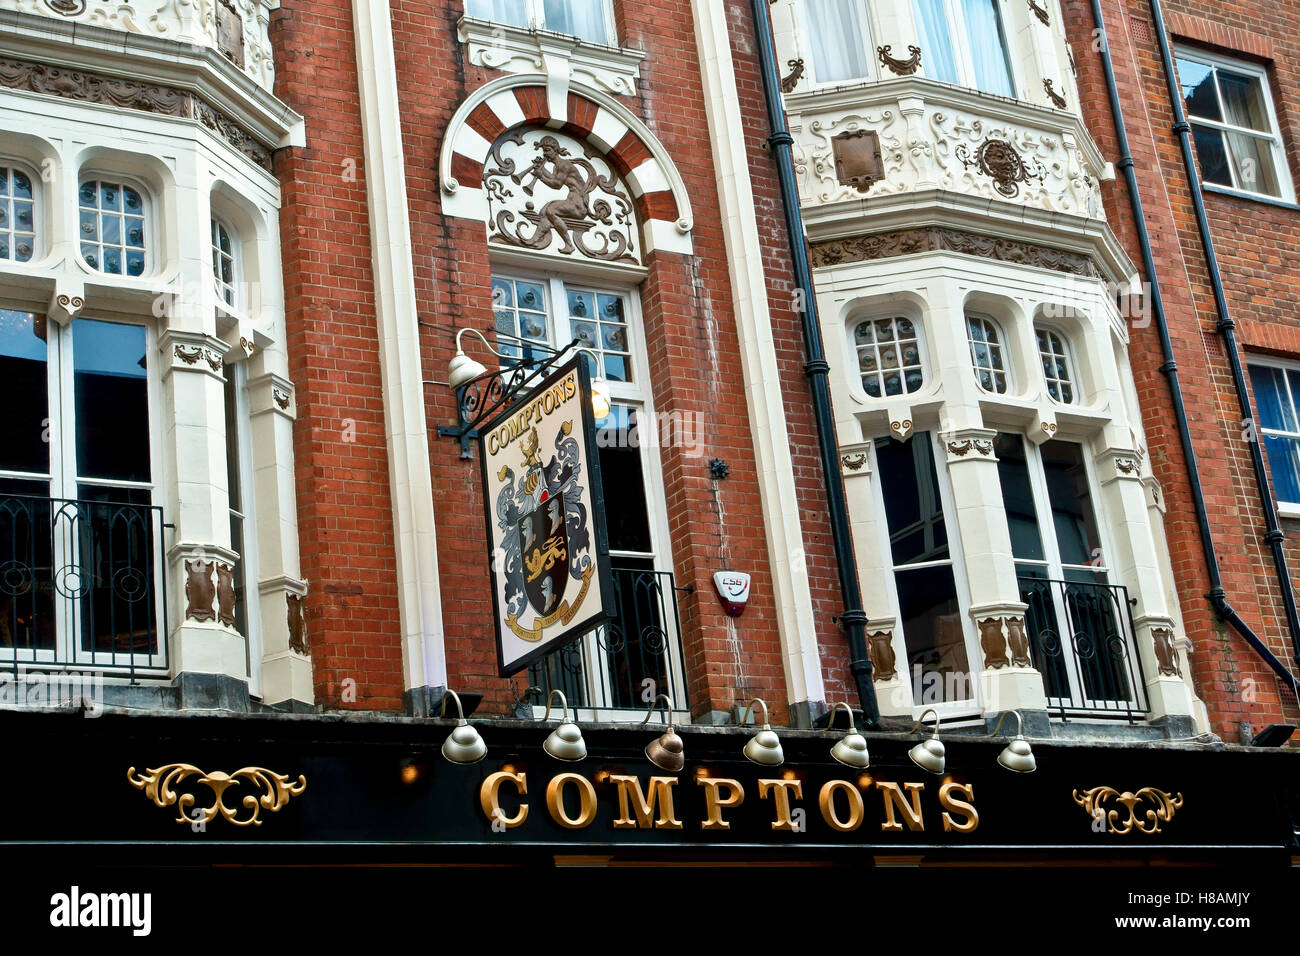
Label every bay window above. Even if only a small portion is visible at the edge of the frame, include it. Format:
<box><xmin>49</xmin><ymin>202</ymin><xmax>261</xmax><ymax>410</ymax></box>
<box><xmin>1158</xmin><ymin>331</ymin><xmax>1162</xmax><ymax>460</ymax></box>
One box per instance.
<box><xmin>913</xmin><ymin>0</ymin><xmax>1016</xmax><ymax>96</ymax></box>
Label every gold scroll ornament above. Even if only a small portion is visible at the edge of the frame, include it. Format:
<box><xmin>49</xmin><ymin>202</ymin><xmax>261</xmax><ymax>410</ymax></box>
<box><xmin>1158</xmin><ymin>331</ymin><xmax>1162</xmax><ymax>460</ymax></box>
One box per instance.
<box><xmin>1072</xmin><ymin>786</ymin><xmax>1183</xmax><ymax>834</ymax></box>
<box><xmin>127</xmin><ymin>763</ymin><xmax>306</xmax><ymax>826</ymax></box>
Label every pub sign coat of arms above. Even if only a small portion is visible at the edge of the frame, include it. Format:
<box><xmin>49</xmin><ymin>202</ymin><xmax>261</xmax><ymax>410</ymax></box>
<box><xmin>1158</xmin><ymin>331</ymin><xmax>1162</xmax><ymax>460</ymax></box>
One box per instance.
<box><xmin>479</xmin><ymin>357</ymin><xmax>615</xmax><ymax>676</ymax></box>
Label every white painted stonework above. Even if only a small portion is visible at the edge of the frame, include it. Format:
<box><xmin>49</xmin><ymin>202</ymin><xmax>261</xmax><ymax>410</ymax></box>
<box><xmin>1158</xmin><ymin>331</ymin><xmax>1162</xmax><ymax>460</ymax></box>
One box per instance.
<box><xmin>458</xmin><ymin>16</ymin><xmax>645</xmax><ymax>97</ymax></box>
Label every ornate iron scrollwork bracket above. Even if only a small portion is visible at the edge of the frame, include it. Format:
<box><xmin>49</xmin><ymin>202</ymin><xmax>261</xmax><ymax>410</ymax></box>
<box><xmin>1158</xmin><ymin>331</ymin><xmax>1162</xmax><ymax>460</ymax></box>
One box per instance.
<box><xmin>436</xmin><ymin>338</ymin><xmax>584</xmax><ymax>459</ymax></box>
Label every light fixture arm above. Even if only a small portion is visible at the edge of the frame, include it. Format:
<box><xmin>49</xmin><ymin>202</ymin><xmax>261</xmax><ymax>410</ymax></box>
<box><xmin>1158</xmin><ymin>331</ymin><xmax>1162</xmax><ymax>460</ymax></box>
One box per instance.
<box><xmin>439</xmin><ymin>689</ymin><xmax>468</xmax><ymax>722</ymax></box>
<box><xmin>825</xmin><ymin>701</ymin><xmax>856</xmax><ymax>733</ymax></box>
<box><xmin>542</xmin><ymin>689</ymin><xmax>571</xmax><ymax>723</ymax></box>
<box><xmin>738</xmin><ymin>697</ymin><xmax>770</xmax><ymax>728</ymax></box>
<box><xmin>641</xmin><ymin>693</ymin><xmax>675</xmax><ymax>727</ymax></box>
<box><xmin>898</xmin><ymin>708</ymin><xmax>942</xmax><ymax>738</ymax></box>
<box><xmin>985</xmin><ymin>709</ymin><xmax>1025</xmax><ymax>739</ymax></box>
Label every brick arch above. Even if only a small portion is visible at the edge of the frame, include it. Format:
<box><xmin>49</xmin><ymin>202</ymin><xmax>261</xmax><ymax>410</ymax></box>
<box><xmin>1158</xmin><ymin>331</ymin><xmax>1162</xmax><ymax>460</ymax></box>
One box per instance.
<box><xmin>439</xmin><ymin>74</ymin><xmax>693</xmax><ymax>256</ymax></box>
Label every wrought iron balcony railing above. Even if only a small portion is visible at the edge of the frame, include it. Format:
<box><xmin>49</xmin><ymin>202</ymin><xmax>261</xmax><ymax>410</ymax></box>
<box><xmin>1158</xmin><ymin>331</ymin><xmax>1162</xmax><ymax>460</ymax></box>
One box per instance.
<box><xmin>0</xmin><ymin>493</ymin><xmax>168</xmax><ymax>680</ymax></box>
<box><xmin>527</xmin><ymin>565</ymin><xmax>690</xmax><ymax>718</ymax></box>
<box><xmin>1018</xmin><ymin>575</ymin><xmax>1149</xmax><ymax>721</ymax></box>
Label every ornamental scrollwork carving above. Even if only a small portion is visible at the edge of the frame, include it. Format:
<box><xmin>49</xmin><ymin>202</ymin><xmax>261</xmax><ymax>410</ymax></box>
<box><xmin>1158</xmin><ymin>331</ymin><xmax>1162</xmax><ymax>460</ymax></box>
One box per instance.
<box><xmin>272</xmin><ymin>386</ymin><xmax>291</xmax><ymax>410</ymax></box>
<box><xmin>485</xmin><ymin>128</ymin><xmax>638</xmax><ymax>265</ymax></box>
<box><xmin>1044</xmin><ymin>78</ymin><xmax>1067</xmax><ymax>110</ymax></box>
<box><xmin>841</xmin><ymin>452</ymin><xmax>869</xmax><ymax>472</ymax></box>
<box><xmin>127</xmin><ymin>764</ymin><xmax>307</xmax><ymax>826</ymax></box>
<box><xmin>173</xmin><ymin>344</ymin><xmax>224</xmax><ymax>372</ymax></box>
<box><xmin>1028</xmin><ymin>0</ymin><xmax>1050</xmax><ymax>26</ymax></box>
<box><xmin>947</xmin><ymin>438</ymin><xmax>994</xmax><ymax>458</ymax></box>
<box><xmin>956</xmin><ymin>138</ymin><xmax>1046</xmax><ymax>199</ymax></box>
<box><xmin>1115</xmin><ymin>456</ymin><xmax>1139</xmax><ymax>475</ymax></box>
<box><xmin>1073</xmin><ymin>787</ymin><xmax>1183</xmax><ymax>835</ymax></box>
<box><xmin>44</xmin><ymin>0</ymin><xmax>87</xmax><ymax>17</ymax></box>
<box><xmin>877</xmin><ymin>44</ymin><xmax>922</xmax><ymax>77</ymax></box>
<box><xmin>810</xmin><ymin>227</ymin><xmax>1102</xmax><ymax>277</ymax></box>
<box><xmin>288</xmin><ymin>592</ymin><xmax>309</xmax><ymax>655</ymax></box>
<box><xmin>780</xmin><ymin>58</ymin><xmax>805</xmax><ymax>93</ymax></box>
<box><xmin>1152</xmin><ymin>627</ymin><xmax>1181</xmax><ymax>677</ymax></box>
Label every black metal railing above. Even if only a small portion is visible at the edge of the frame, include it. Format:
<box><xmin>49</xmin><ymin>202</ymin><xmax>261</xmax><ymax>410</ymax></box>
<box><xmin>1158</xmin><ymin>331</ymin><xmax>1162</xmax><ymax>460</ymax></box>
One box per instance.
<box><xmin>1018</xmin><ymin>576</ymin><xmax>1149</xmax><ymax>721</ymax></box>
<box><xmin>0</xmin><ymin>494</ymin><xmax>168</xmax><ymax>679</ymax></box>
<box><xmin>528</xmin><ymin>566</ymin><xmax>689</xmax><ymax>715</ymax></box>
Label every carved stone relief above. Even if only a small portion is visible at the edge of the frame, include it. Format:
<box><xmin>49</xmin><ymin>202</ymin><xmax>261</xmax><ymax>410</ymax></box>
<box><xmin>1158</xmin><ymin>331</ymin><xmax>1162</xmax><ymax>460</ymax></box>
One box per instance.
<box><xmin>956</xmin><ymin>138</ymin><xmax>1046</xmax><ymax>199</ymax></box>
<box><xmin>287</xmin><ymin>593</ymin><xmax>308</xmax><ymax>655</ymax></box>
<box><xmin>877</xmin><ymin>45</ymin><xmax>922</xmax><ymax>76</ymax></box>
<box><xmin>1006</xmin><ymin>616</ymin><xmax>1032</xmax><ymax>667</ymax></box>
<box><xmin>868</xmin><ymin>630</ymin><xmax>898</xmax><ymax>682</ymax></box>
<box><xmin>485</xmin><ymin>128</ymin><xmax>639</xmax><ymax>265</ymax></box>
<box><xmin>780</xmin><ymin>58</ymin><xmax>805</xmax><ymax>93</ymax></box>
<box><xmin>216</xmin><ymin>563</ymin><xmax>237</xmax><ymax>628</ymax></box>
<box><xmin>979</xmin><ymin>617</ymin><xmax>1010</xmax><ymax>669</ymax></box>
<box><xmin>185</xmin><ymin>558</ymin><xmax>216</xmax><ymax>622</ymax></box>
<box><xmin>810</xmin><ymin>226</ymin><xmax>1103</xmax><ymax>278</ymax></box>
<box><xmin>1152</xmin><ymin>627</ymin><xmax>1181</xmax><ymax>677</ymax></box>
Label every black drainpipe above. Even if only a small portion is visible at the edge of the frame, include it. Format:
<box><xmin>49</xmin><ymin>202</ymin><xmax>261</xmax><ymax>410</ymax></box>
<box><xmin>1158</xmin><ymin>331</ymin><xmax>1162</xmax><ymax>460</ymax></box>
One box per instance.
<box><xmin>1087</xmin><ymin>0</ymin><xmax>1300</xmax><ymax>694</ymax></box>
<box><xmin>750</xmin><ymin>0</ymin><xmax>879</xmax><ymax>726</ymax></box>
<box><xmin>1145</xmin><ymin>0</ymin><xmax>1300</xmax><ymax>672</ymax></box>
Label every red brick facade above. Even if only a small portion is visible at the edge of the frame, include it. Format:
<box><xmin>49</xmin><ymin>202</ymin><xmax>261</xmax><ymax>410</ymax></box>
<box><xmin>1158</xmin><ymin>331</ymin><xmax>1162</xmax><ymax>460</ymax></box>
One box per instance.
<box><xmin>1065</xmin><ymin>0</ymin><xmax>1300</xmax><ymax>740</ymax></box>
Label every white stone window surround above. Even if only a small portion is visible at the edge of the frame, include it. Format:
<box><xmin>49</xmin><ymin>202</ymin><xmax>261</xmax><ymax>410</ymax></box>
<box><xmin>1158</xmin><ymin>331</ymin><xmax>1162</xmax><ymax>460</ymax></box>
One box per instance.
<box><xmin>76</xmin><ymin>175</ymin><xmax>153</xmax><ymax>279</ymax></box>
<box><xmin>771</xmin><ymin>0</ymin><xmax>1076</xmax><ymax>113</ymax></box>
<box><xmin>0</xmin><ymin>159</ymin><xmax>41</xmax><ymax>264</ymax></box>
<box><xmin>851</xmin><ymin>312</ymin><xmax>929</xmax><ymax>399</ymax></box>
<box><xmin>1173</xmin><ymin>45</ymin><xmax>1296</xmax><ymax>204</ymax></box>
<box><xmin>0</xmin><ymin>94</ymin><xmax>307</xmax><ymax>704</ymax></box>
<box><xmin>457</xmin><ymin>14</ymin><xmax>645</xmax><ymax>97</ymax></box>
<box><xmin>844</xmin><ymin>304</ymin><xmax>933</xmax><ymax>406</ymax></box>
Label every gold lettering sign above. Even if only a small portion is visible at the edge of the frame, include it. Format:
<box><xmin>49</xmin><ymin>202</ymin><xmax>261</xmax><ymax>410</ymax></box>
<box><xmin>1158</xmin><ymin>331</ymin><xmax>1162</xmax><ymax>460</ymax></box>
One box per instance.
<box><xmin>757</xmin><ymin>778</ymin><xmax>804</xmax><ymax>831</ymax></box>
<box><xmin>939</xmin><ymin>781</ymin><xmax>978</xmax><ymax>833</ymax></box>
<box><xmin>546</xmin><ymin>772</ymin><xmax>598</xmax><ymax>829</ymax></box>
<box><xmin>480</xmin><ymin>770</ymin><xmax>529</xmax><ymax>829</ymax></box>
<box><xmin>608</xmin><ymin>774</ymin><xmax>683</xmax><ymax>830</ymax></box>
<box><xmin>819</xmin><ymin>779</ymin><xmax>865</xmax><ymax>832</ymax></box>
<box><xmin>697</xmin><ymin>776</ymin><xmax>745</xmax><ymax>830</ymax></box>
<box><xmin>878</xmin><ymin>781</ymin><xmax>926</xmax><ymax>832</ymax></box>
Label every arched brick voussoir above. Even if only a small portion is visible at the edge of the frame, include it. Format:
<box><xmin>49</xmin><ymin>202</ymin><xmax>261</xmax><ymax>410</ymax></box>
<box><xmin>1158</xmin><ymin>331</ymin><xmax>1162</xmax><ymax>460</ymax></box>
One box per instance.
<box><xmin>439</xmin><ymin>74</ymin><xmax>693</xmax><ymax>256</ymax></box>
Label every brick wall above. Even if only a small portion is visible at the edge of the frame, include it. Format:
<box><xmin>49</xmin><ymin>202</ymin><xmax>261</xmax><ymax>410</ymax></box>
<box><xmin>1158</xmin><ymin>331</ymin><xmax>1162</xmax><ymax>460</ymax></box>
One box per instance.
<box><xmin>1065</xmin><ymin>0</ymin><xmax>1300</xmax><ymax>739</ymax></box>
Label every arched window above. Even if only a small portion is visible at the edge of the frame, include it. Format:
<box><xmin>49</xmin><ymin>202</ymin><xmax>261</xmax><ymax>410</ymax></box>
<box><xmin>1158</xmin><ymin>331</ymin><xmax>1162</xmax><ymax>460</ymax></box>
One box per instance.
<box><xmin>79</xmin><ymin>179</ymin><xmax>149</xmax><ymax>277</ymax></box>
<box><xmin>966</xmin><ymin>313</ymin><xmax>1010</xmax><ymax>394</ymax></box>
<box><xmin>211</xmin><ymin>217</ymin><xmax>239</xmax><ymax>308</ymax></box>
<box><xmin>0</xmin><ymin>166</ymin><xmax>37</xmax><ymax>263</ymax></box>
<box><xmin>1036</xmin><ymin>326</ymin><xmax>1076</xmax><ymax>404</ymax></box>
<box><xmin>854</xmin><ymin>316</ymin><xmax>925</xmax><ymax>398</ymax></box>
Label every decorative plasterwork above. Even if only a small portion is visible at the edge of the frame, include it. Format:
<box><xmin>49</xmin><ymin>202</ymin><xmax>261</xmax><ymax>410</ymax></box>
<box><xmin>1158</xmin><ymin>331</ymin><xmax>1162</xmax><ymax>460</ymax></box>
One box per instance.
<box><xmin>971</xmin><ymin>607</ymin><xmax>1033</xmax><ymax>670</ymax></box>
<box><xmin>127</xmin><ymin>763</ymin><xmax>306</xmax><ymax>826</ymax></box>
<box><xmin>809</xmin><ymin>226</ymin><xmax>1103</xmax><ymax>278</ymax></box>
<box><xmin>1151</xmin><ymin>626</ymin><xmax>1182</xmax><ymax>677</ymax></box>
<box><xmin>944</xmin><ymin>435</ymin><xmax>995</xmax><ymax>461</ymax></box>
<box><xmin>47</xmin><ymin>284</ymin><xmax>84</xmax><ymax>325</ymax></box>
<box><xmin>788</xmin><ymin>79</ymin><xmax>1104</xmax><ymax>220</ymax></box>
<box><xmin>838</xmin><ymin>441</ymin><xmax>873</xmax><ymax>478</ymax></box>
<box><xmin>1094</xmin><ymin>446</ymin><xmax>1145</xmax><ymax>484</ymax></box>
<box><xmin>485</xmin><ymin>127</ymin><xmax>638</xmax><ymax>265</ymax></box>
<box><xmin>780</xmin><ymin>58</ymin><xmax>804</xmax><ymax>93</ymax></box>
<box><xmin>1028</xmin><ymin>0</ymin><xmax>1050</xmax><ymax>25</ymax></box>
<box><xmin>868</xmin><ymin>629</ymin><xmax>897</xmax><ymax>681</ymax></box>
<box><xmin>7</xmin><ymin>0</ymin><xmax>278</xmax><ymax>91</ymax></box>
<box><xmin>889</xmin><ymin>415</ymin><xmax>913</xmax><ymax>442</ymax></box>
<box><xmin>185</xmin><ymin>558</ymin><xmax>218</xmax><ymax>622</ymax></box>
<box><xmin>439</xmin><ymin>74</ymin><xmax>692</xmax><ymax>256</ymax></box>
<box><xmin>0</xmin><ymin>56</ymin><xmax>273</xmax><ymax>169</ymax></box>
<box><xmin>287</xmin><ymin>592</ymin><xmax>308</xmax><ymax>655</ymax></box>
<box><xmin>877</xmin><ymin>44</ymin><xmax>921</xmax><ymax>77</ymax></box>
<box><xmin>457</xmin><ymin>16</ymin><xmax>645</xmax><ymax>97</ymax></box>
<box><xmin>1073</xmin><ymin>787</ymin><xmax>1183</xmax><ymax>835</ymax></box>
<box><xmin>1043</xmin><ymin>79</ymin><xmax>1067</xmax><ymax>110</ymax></box>
<box><xmin>248</xmin><ymin>371</ymin><xmax>296</xmax><ymax>420</ymax></box>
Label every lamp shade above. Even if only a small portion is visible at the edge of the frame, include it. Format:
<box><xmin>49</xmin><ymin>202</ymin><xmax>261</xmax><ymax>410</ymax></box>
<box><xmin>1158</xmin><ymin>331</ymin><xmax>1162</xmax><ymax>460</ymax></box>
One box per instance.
<box><xmin>543</xmin><ymin>721</ymin><xmax>587</xmax><ymax>762</ymax></box>
<box><xmin>441</xmin><ymin>721</ymin><xmax>487</xmax><ymax>765</ymax></box>
<box><xmin>448</xmin><ymin>349</ymin><xmax>488</xmax><ymax>390</ymax></box>
<box><xmin>743</xmin><ymin>728</ymin><xmax>784</xmax><ymax>767</ymax></box>
<box><xmin>908</xmin><ymin>737</ymin><xmax>946</xmax><ymax>775</ymax></box>
<box><xmin>997</xmin><ymin>737</ymin><xmax>1036</xmax><ymax>773</ymax></box>
<box><xmin>646</xmin><ymin>727</ymin><xmax>685</xmax><ymax>772</ymax></box>
<box><xmin>831</xmin><ymin>730</ymin><xmax>870</xmax><ymax>770</ymax></box>
<box><xmin>590</xmin><ymin>378</ymin><xmax>611</xmax><ymax>420</ymax></box>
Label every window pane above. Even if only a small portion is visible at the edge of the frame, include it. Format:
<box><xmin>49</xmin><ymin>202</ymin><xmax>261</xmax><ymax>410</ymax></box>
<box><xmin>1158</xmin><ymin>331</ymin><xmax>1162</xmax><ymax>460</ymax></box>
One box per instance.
<box><xmin>995</xmin><ymin>433</ymin><xmax>1045</xmax><ymax>562</ymax></box>
<box><xmin>1225</xmin><ymin>130</ymin><xmax>1280</xmax><ymax>195</ymax></box>
<box><xmin>805</xmin><ymin>0</ymin><xmax>871</xmax><ymax>83</ymax></box>
<box><xmin>1250</xmin><ymin>365</ymin><xmax>1296</xmax><ymax>431</ymax></box>
<box><xmin>1040</xmin><ymin>440</ymin><xmax>1101</xmax><ymax>567</ymax></box>
<box><xmin>1192</xmin><ymin>124</ymin><xmax>1234</xmax><ymax>187</ymax></box>
<box><xmin>73</xmin><ymin>320</ymin><xmax>151</xmax><ymax>483</ymax></box>
<box><xmin>1263</xmin><ymin>434</ymin><xmax>1300</xmax><ymax>504</ymax></box>
<box><xmin>0</xmin><ymin>311</ymin><xmax>49</xmax><ymax>476</ymax></box>
<box><xmin>74</xmin><ymin>484</ymin><xmax>157</xmax><ymax>654</ymax></box>
<box><xmin>1178</xmin><ymin>58</ymin><xmax>1221</xmax><ymax>121</ymax></box>
<box><xmin>466</xmin><ymin>0</ymin><xmax>527</xmax><ymax>27</ymax></box>
<box><xmin>876</xmin><ymin>434</ymin><xmax>949</xmax><ymax>566</ymax></box>
<box><xmin>543</xmin><ymin>0</ymin><xmax>608</xmax><ymax>42</ymax></box>
<box><xmin>960</xmin><ymin>0</ymin><xmax>1015</xmax><ymax>97</ymax></box>
<box><xmin>595</xmin><ymin>405</ymin><xmax>653</xmax><ymax>553</ymax></box>
<box><xmin>895</xmin><ymin>564</ymin><xmax>972</xmax><ymax>704</ymax></box>
<box><xmin>1218</xmin><ymin>70</ymin><xmax>1270</xmax><ymax>131</ymax></box>
<box><xmin>914</xmin><ymin>0</ymin><xmax>959</xmax><ymax>84</ymax></box>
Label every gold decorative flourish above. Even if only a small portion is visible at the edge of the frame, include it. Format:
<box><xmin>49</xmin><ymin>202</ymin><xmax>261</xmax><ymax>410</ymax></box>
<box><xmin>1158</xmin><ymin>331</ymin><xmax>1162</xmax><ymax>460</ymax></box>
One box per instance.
<box><xmin>1072</xmin><ymin>786</ymin><xmax>1183</xmax><ymax>834</ymax></box>
<box><xmin>127</xmin><ymin>763</ymin><xmax>306</xmax><ymax>826</ymax></box>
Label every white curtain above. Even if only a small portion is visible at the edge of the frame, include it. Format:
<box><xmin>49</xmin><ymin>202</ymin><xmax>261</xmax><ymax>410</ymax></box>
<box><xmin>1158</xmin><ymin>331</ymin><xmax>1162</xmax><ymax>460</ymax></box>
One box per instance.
<box><xmin>913</xmin><ymin>0</ymin><xmax>959</xmax><ymax>85</ymax></box>
<box><xmin>467</xmin><ymin>0</ymin><xmax>528</xmax><ymax>28</ymax></box>
<box><xmin>544</xmin><ymin>0</ymin><xmax>610</xmax><ymax>43</ymax></box>
<box><xmin>961</xmin><ymin>0</ymin><xmax>1015</xmax><ymax>96</ymax></box>
<box><xmin>805</xmin><ymin>0</ymin><xmax>871</xmax><ymax>84</ymax></box>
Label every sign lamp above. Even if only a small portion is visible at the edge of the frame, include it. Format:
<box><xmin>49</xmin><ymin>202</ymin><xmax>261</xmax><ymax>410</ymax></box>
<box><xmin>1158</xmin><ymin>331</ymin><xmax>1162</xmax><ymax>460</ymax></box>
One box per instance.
<box><xmin>642</xmin><ymin>694</ymin><xmax>685</xmax><ymax>772</ymax></box>
<box><xmin>902</xmin><ymin>708</ymin><xmax>946</xmax><ymax>775</ymax></box>
<box><xmin>541</xmin><ymin>689</ymin><xmax>587</xmax><ymax>762</ymax></box>
<box><xmin>986</xmin><ymin>710</ymin><xmax>1037</xmax><ymax>773</ymax></box>
<box><xmin>438</xmin><ymin>689</ymin><xmax>487</xmax><ymax>765</ymax></box>
<box><xmin>739</xmin><ymin>697</ymin><xmax>784</xmax><ymax>767</ymax></box>
<box><xmin>826</xmin><ymin>701</ymin><xmax>870</xmax><ymax>769</ymax></box>
<box><xmin>446</xmin><ymin>327</ymin><xmax>611</xmax><ymax>418</ymax></box>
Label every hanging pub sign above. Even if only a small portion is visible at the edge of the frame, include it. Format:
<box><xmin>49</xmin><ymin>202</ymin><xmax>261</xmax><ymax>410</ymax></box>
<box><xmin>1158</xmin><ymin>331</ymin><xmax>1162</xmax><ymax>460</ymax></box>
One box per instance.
<box><xmin>479</xmin><ymin>356</ymin><xmax>615</xmax><ymax>676</ymax></box>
